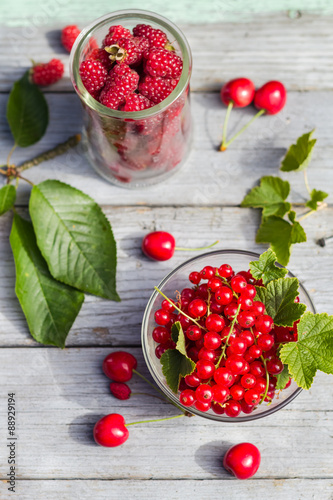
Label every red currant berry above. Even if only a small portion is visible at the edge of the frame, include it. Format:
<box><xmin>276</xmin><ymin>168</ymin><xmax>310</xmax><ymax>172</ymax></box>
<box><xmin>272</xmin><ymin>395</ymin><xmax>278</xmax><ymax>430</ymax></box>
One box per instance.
<box><xmin>212</xmin><ymin>401</ymin><xmax>225</xmax><ymax>414</ymax></box>
<box><xmin>255</xmin><ymin>315</ymin><xmax>274</xmax><ymax>334</ymax></box>
<box><xmin>161</xmin><ymin>299</ymin><xmax>175</xmax><ymax>312</ymax></box>
<box><xmin>238</xmin><ymin>296</ymin><xmax>253</xmax><ymax>310</ymax></box>
<box><xmin>205</xmin><ymin>313</ymin><xmax>225</xmax><ymax>332</ymax></box>
<box><xmin>223</xmin><ymin>443</ymin><xmax>261</xmax><ymax>479</ymax></box>
<box><xmin>224</xmin><ymin>301</ymin><xmax>239</xmax><ymax>320</ymax></box>
<box><xmin>93</xmin><ymin>413</ymin><xmax>129</xmax><ymax>447</ymax></box>
<box><xmin>229</xmin><ymin>337</ymin><xmax>247</xmax><ymax>355</ymax></box>
<box><xmin>254</xmin><ymin>80</ymin><xmax>287</xmax><ymax>115</ymax></box>
<box><xmin>257</xmin><ymin>333</ymin><xmax>275</xmax><ymax>352</ymax></box>
<box><xmin>250</xmin><ymin>361</ymin><xmax>266</xmax><ymax>378</ymax></box>
<box><xmin>266</xmin><ymin>358</ymin><xmax>284</xmax><ymax>375</ymax></box>
<box><xmin>230</xmin><ymin>384</ymin><xmax>245</xmax><ymax>400</ymax></box>
<box><xmin>248</xmin><ymin>345</ymin><xmax>262</xmax><ymax>359</ymax></box>
<box><xmin>152</xmin><ymin>326</ymin><xmax>170</xmax><ymax>344</ymax></box>
<box><xmin>231</xmin><ymin>275</ymin><xmax>247</xmax><ymax>293</ymax></box>
<box><xmin>187</xmin><ymin>346</ymin><xmax>200</xmax><ymax>362</ymax></box>
<box><xmin>215</xmin><ymin>286</ymin><xmax>233</xmax><ymax>305</ymax></box>
<box><xmin>220</xmin><ymin>325</ymin><xmax>238</xmax><ymax>343</ymax></box>
<box><xmin>212</xmin><ymin>384</ymin><xmax>230</xmax><ymax>403</ymax></box>
<box><xmin>181</xmin><ymin>288</ymin><xmax>196</xmax><ymax>301</ymax></box>
<box><xmin>198</xmin><ymin>347</ymin><xmax>216</xmax><ymax>362</ymax></box>
<box><xmin>241</xmin><ymin>360</ymin><xmax>250</xmax><ymax>374</ymax></box>
<box><xmin>264</xmin><ymin>390</ymin><xmax>275</xmax><ymax>402</ymax></box>
<box><xmin>254</xmin><ymin>377</ymin><xmax>267</xmax><ymax>393</ymax></box>
<box><xmin>196</xmin><ymin>283</ymin><xmax>209</xmax><ymax>300</ymax></box>
<box><xmin>250</xmin><ymin>301</ymin><xmax>266</xmax><ymax>316</ymax></box>
<box><xmin>194</xmin><ymin>400</ymin><xmax>211</xmax><ymax>412</ymax></box>
<box><xmin>204</xmin><ymin>331</ymin><xmax>222</xmax><ymax>350</ymax></box>
<box><xmin>207</xmin><ymin>277</ymin><xmax>223</xmax><ymax>292</ymax></box>
<box><xmin>195</xmin><ymin>384</ymin><xmax>213</xmax><ymax>403</ymax></box>
<box><xmin>210</xmin><ymin>300</ymin><xmax>224</xmax><ymax>314</ymax></box>
<box><xmin>179</xmin><ymin>389</ymin><xmax>196</xmax><ymax>407</ymax></box>
<box><xmin>238</xmin><ymin>311</ymin><xmax>256</xmax><ymax>328</ymax></box>
<box><xmin>186</xmin><ymin>325</ymin><xmax>202</xmax><ymax>341</ymax></box>
<box><xmin>244</xmin><ymin>389</ymin><xmax>261</xmax><ymax>406</ymax></box>
<box><xmin>220</xmin><ymin>78</ymin><xmax>255</xmax><ymax>108</ymax></box>
<box><xmin>176</xmin><ymin>313</ymin><xmax>192</xmax><ymax>330</ymax></box>
<box><xmin>240</xmin><ymin>400</ymin><xmax>255</xmax><ymax>414</ymax></box>
<box><xmin>189</xmin><ymin>271</ymin><xmax>201</xmax><ymax>285</ymax></box>
<box><xmin>195</xmin><ymin>337</ymin><xmax>205</xmax><ymax>350</ymax></box>
<box><xmin>244</xmin><ymin>351</ymin><xmax>255</xmax><ymax>364</ymax></box>
<box><xmin>200</xmin><ymin>265</ymin><xmax>215</xmax><ymax>280</ymax></box>
<box><xmin>142</xmin><ymin>231</ymin><xmax>176</xmax><ymax>261</ymax></box>
<box><xmin>155</xmin><ymin>341</ymin><xmax>175</xmax><ymax>359</ymax></box>
<box><xmin>268</xmin><ymin>377</ymin><xmax>277</xmax><ymax>391</ymax></box>
<box><xmin>273</xmin><ymin>326</ymin><xmax>294</xmax><ymax>344</ymax></box>
<box><xmin>185</xmin><ymin>372</ymin><xmax>201</xmax><ymax>388</ymax></box>
<box><xmin>103</xmin><ymin>351</ymin><xmax>137</xmax><ymax>382</ymax></box>
<box><xmin>285</xmin><ymin>378</ymin><xmax>292</xmax><ymax>389</ymax></box>
<box><xmin>241</xmin><ymin>284</ymin><xmax>256</xmax><ymax>300</ymax></box>
<box><xmin>188</xmin><ymin>298</ymin><xmax>207</xmax><ymax>318</ymax></box>
<box><xmin>196</xmin><ymin>359</ymin><xmax>215</xmax><ymax>379</ymax></box>
<box><xmin>239</xmin><ymin>330</ymin><xmax>254</xmax><ymax>347</ymax></box>
<box><xmin>214</xmin><ymin>367</ymin><xmax>235</xmax><ymax>387</ymax></box>
<box><xmin>241</xmin><ymin>373</ymin><xmax>257</xmax><ymax>389</ymax></box>
<box><xmin>154</xmin><ymin>308</ymin><xmax>171</xmax><ymax>326</ymax></box>
<box><xmin>218</xmin><ymin>264</ymin><xmax>234</xmax><ymax>279</ymax></box>
<box><xmin>225</xmin><ymin>355</ymin><xmax>247</xmax><ymax>375</ymax></box>
<box><xmin>224</xmin><ymin>399</ymin><xmax>242</xmax><ymax>417</ymax></box>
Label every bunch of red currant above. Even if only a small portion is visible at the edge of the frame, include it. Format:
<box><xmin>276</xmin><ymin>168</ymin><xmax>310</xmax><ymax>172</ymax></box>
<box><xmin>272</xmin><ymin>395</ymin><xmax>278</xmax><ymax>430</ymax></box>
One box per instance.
<box><xmin>153</xmin><ymin>263</ymin><xmax>297</xmax><ymax>417</ymax></box>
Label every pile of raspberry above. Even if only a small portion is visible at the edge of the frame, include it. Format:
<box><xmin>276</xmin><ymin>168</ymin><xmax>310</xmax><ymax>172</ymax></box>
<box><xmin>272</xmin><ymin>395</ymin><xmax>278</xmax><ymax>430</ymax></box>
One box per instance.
<box><xmin>79</xmin><ymin>24</ymin><xmax>183</xmax><ymax>110</ymax></box>
<box><xmin>152</xmin><ymin>264</ymin><xmax>298</xmax><ymax>417</ymax></box>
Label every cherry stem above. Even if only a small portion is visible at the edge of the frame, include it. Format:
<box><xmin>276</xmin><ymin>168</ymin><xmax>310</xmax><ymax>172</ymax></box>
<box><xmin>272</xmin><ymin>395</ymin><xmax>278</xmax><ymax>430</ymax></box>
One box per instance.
<box><xmin>303</xmin><ymin>169</ymin><xmax>311</xmax><ymax>196</ymax></box>
<box><xmin>154</xmin><ymin>286</ymin><xmax>205</xmax><ymax>331</ymax></box>
<box><xmin>131</xmin><ymin>392</ymin><xmax>167</xmax><ymax>403</ymax></box>
<box><xmin>215</xmin><ymin>304</ymin><xmax>241</xmax><ymax>368</ymax></box>
<box><xmin>221</xmin><ymin>109</ymin><xmax>266</xmax><ymax>151</ymax></box>
<box><xmin>175</xmin><ymin>240</ymin><xmax>219</xmax><ymax>252</ymax></box>
<box><xmin>132</xmin><ymin>369</ymin><xmax>185</xmax><ymax>413</ymax></box>
<box><xmin>126</xmin><ymin>414</ymin><xmax>185</xmax><ymax>426</ymax></box>
<box><xmin>219</xmin><ymin>101</ymin><xmax>233</xmax><ymax>151</ymax></box>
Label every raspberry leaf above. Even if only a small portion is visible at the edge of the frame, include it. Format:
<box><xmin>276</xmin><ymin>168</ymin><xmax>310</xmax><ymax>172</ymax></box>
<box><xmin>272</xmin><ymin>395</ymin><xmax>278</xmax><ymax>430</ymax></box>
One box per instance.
<box><xmin>6</xmin><ymin>71</ymin><xmax>49</xmax><ymax>147</ymax></box>
<box><xmin>255</xmin><ymin>278</ymin><xmax>306</xmax><ymax>327</ymax></box>
<box><xmin>249</xmin><ymin>249</ymin><xmax>287</xmax><ymax>285</ymax></box>
<box><xmin>280</xmin><ymin>312</ymin><xmax>333</xmax><ymax>389</ymax></box>
<box><xmin>241</xmin><ymin>176</ymin><xmax>291</xmax><ymax>218</ymax></box>
<box><xmin>275</xmin><ymin>364</ymin><xmax>290</xmax><ymax>390</ymax></box>
<box><xmin>161</xmin><ymin>321</ymin><xmax>195</xmax><ymax>393</ymax></box>
<box><xmin>256</xmin><ymin>213</ymin><xmax>306</xmax><ymax>266</ymax></box>
<box><xmin>305</xmin><ymin>189</ymin><xmax>328</xmax><ymax>211</ymax></box>
<box><xmin>29</xmin><ymin>180</ymin><xmax>120</xmax><ymax>301</ymax></box>
<box><xmin>280</xmin><ymin>130</ymin><xmax>316</xmax><ymax>172</ymax></box>
<box><xmin>0</xmin><ymin>185</ymin><xmax>16</xmax><ymax>215</ymax></box>
<box><xmin>10</xmin><ymin>213</ymin><xmax>84</xmax><ymax>347</ymax></box>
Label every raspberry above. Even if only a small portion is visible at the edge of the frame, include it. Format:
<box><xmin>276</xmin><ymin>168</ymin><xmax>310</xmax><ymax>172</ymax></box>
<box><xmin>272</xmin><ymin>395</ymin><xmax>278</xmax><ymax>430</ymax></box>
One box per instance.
<box><xmin>99</xmin><ymin>65</ymin><xmax>139</xmax><ymax>109</ymax></box>
<box><xmin>105</xmin><ymin>37</ymin><xmax>148</xmax><ymax>66</ymax></box>
<box><xmin>99</xmin><ymin>90</ymin><xmax>125</xmax><ymax>110</ymax></box>
<box><xmin>88</xmin><ymin>48</ymin><xmax>113</xmax><ymax>71</ymax></box>
<box><xmin>61</xmin><ymin>25</ymin><xmax>80</xmax><ymax>53</ymax></box>
<box><xmin>102</xmin><ymin>25</ymin><xmax>132</xmax><ymax>47</ymax></box>
<box><xmin>79</xmin><ymin>59</ymin><xmax>108</xmax><ymax>93</ymax></box>
<box><xmin>144</xmin><ymin>48</ymin><xmax>183</xmax><ymax>78</ymax></box>
<box><xmin>31</xmin><ymin>59</ymin><xmax>64</xmax><ymax>86</ymax></box>
<box><xmin>133</xmin><ymin>24</ymin><xmax>169</xmax><ymax>48</ymax></box>
<box><xmin>120</xmin><ymin>93</ymin><xmax>152</xmax><ymax>112</ymax></box>
<box><xmin>110</xmin><ymin>382</ymin><xmax>131</xmax><ymax>400</ymax></box>
<box><xmin>139</xmin><ymin>75</ymin><xmax>178</xmax><ymax>103</ymax></box>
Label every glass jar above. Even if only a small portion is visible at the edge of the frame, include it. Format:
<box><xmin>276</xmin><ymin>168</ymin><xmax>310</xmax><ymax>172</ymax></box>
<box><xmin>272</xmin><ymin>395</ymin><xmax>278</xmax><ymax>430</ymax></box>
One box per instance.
<box><xmin>70</xmin><ymin>9</ymin><xmax>192</xmax><ymax>188</ymax></box>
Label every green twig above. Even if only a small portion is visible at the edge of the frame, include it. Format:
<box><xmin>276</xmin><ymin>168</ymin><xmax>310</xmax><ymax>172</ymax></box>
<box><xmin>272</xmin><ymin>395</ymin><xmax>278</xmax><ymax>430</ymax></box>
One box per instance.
<box><xmin>219</xmin><ymin>101</ymin><xmax>233</xmax><ymax>151</ymax></box>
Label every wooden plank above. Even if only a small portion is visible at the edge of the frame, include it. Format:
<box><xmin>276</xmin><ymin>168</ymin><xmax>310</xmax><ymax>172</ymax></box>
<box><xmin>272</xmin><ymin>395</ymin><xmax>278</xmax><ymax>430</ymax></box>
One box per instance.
<box><xmin>1</xmin><ymin>13</ymin><xmax>333</xmax><ymax>92</ymax></box>
<box><xmin>1</xmin><ymin>91</ymin><xmax>332</xmax><ymax>207</ymax></box>
<box><xmin>3</xmin><ymin>479</ymin><xmax>333</xmax><ymax>500</ymax></box>
<box><xmin>0</xmin><ymin>206</ymin><xmax>332</xmax><ymax>347</ymax></box>
<box><xmin>0</xmin><ymin>347</ymin><xmax>332</xmax><ymax>483</ymax></box>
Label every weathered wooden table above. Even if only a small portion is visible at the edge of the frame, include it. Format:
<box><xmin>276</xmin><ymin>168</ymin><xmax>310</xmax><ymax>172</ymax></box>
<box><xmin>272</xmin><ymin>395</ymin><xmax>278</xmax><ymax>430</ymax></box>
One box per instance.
<box><xmin>1</xmin><ymin>2</ymin><xmax>333</xmax><ymax>498</ymax></box>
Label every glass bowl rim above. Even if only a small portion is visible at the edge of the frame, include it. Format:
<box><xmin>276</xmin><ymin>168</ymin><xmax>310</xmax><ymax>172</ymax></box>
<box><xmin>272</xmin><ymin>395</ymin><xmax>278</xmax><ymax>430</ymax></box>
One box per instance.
<box><xmin>141</xmin><ymin>248</ymin><xmax>316</xmax><ymax>422</ymax></box>
<box><xmin>69</xmin><ymin>8</ymin><xmax>192</xmax><ymax>120</ymax></box>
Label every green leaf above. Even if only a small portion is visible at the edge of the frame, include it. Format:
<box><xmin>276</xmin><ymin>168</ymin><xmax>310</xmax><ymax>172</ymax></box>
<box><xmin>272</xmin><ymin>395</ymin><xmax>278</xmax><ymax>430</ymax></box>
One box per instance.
<box><xmin>160</xmin><ymin>321</ymin><xmax>196</xmax><ymax>393</ymax></box>
<box><xmin>249</xmin><ymin>249</ymin><xmax>288</xmax><ymax>285</ymax></box>
<box><xmin>29</xmin><ymin>180</ymin><xmax>120</xmax><ymax>301</ymax></box>
<box><xmin>275</xmin><ymin>364</ymin><xmax>290</xmax><ymax>390</ymax></box>
<box><xmin>0</xmin><ymin>185</ymin><xmax>16</xmax><ymax>215</ymax></box>
<box><xmin>280</xmin><ymin>130</ymin><xmax>316</xmax><ymax>172</ymax></box>
<box><xmin>255</xmin><ymin>277</ymin><xmax>306</xmax><ymax>327</ymax></box>
<box><xmin>305</xmin><ymin>189</ymin><xmax>328</xmax><ymax>211</ymax></box>
<box><xmin>6</xmin><ymin>71</ymin><xmax>49</xmax><ymax>147</ymax></box>
<box><xmin>10</xmin><ymin>213</ymin><xmax>84</xmax><ymax>347</ymax></box>
<box><xmin>241</xmin><ymin>176</ymin><xmax>291</xmax><ymax>218</ymax></box>
<box><xmin>280</xmin><ymin>312</ymin><xmax>333</xmax><ymax>389</ymax></box>
<box><xmin>256</xmin><ymin>214</ymin><xmax>306</xmax><ymax>266</ymax></box>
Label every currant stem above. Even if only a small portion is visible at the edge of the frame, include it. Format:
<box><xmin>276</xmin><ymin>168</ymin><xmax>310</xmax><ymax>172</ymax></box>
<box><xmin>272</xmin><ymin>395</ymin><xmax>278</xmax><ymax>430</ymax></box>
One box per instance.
<box><xmin>259</xmin><ymin>355</ymin><xmax>270</xmax><ymax>404</ymax></box>
<box><xmin>154</xmin><ymin>286</ymin><xmax>205</xmax><ymax>331</ymax></box>
<box><xmin>303</xmin><ymin>169</ymin><xmax>311</xmax><ymax>196</ymax></box>
<box><xmin>175</xmin><ymin>240</ymin><xmax>219</xmax><ymax>252</ymax></box>
<box><xmin>215</xmin><ymin>304</ymin><xmax>241</xmax><ymax>368</ymax></box>
<box><xmin>125</xmin><ymin>414</ymin><xmax>185</xmax><ymax>426</ymax></box>
<box><xmin>219</xmin><ymin>101</ymin><xmax>233</xmax><ymax>151</ymax></box>
<box><xmin>133</xmin><ymin>369</ymin><xmax>185</xmax><ymax>413</ymax></box>
<box><xmin>221</xmin><ymin>109</ymin><xmax>266</xmax><ymax>150</ymax></box>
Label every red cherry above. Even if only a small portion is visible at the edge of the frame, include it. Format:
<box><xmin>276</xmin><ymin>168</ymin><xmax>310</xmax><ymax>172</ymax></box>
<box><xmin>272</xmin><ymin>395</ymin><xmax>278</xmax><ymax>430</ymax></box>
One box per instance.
<box><xmin>254</xmin><ymin>80</ymin><xmax>287</xmax><ymax>115</ymax></box>
<box><xmin>223</xmin><ymin>443</ymin><xmax>261</xmax><ymax>479</ymax></box>
<box><xmin>220</xmin><ymin>78</ymin><xmax>255</xmax><ymax>108</ymax></box>
<box><xmin>102</xmin><ymin>351</ymin><xmax>137</xmax><ymax>382</ymax></box>
<box><xmin>93</xmin><ymin>414</ymin><xmax>129</xmax><ymax>447</ymax></box>
<box><xmin>142</xmin><ymin>231</ymin><xmax>175</xmax><ymax>261</ymax></box>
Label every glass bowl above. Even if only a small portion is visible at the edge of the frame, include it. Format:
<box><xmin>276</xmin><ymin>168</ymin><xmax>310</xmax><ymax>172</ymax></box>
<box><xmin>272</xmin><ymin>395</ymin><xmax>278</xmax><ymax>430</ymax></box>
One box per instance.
<box><xmin>141</xmin><ymin>249</ymin><xmax>316</xmax><ymax>422</ymax></box>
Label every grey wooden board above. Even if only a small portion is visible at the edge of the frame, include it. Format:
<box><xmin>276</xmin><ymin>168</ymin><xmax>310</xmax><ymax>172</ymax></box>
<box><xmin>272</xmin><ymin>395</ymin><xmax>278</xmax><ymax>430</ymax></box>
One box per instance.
<box><xmin>2</xmin><ymin>13</ymin><xmax>333</xmax><ymax>92</ymax></box>
<box><xmin>2</xmin><ymin>479</ymin><xmax>333</xmax><ymax>500</ymax></box>
<box><xmin>1</xmin><ymin>91</ymin><xmax>333</xmax><ymax>207</ymax></box>
<box><xmin>0</xmin><ymin>348</ymin><xmax>332</xmax><ymax>486</ymax></box>
<box><xmin>0</xmin><ymin>205</ymin><xmax>332</xmax><ymax>347</ymax></box>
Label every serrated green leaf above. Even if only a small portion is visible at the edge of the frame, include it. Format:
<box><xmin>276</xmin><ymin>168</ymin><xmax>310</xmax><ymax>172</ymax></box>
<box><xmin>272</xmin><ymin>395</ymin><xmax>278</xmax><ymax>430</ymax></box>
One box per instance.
<box><xmin>280</xmin><ymin>312</ymin><xmax>333</xmax><ymax>389</ymax></box>
<box><xmin>6</xmin><ymin>71</ymin><xmax>49</xmax><ymax>147</ymax></box>
<box><xmin>275</xmin><ymin>364</ymin><xmax>290</xmax><ymax>389</ymax></box>
<box><xmin>249</xmin><ymin>249</ymin><xmax>288</xmax><ymax>285</ymax></box>
<box><xmin>280</xmin><ymin>130</ymin><xmax>316</xmax><ymax>172</ymax></box>
<box><xmin>0</xmin><ymin>185</ymin><xmax>16</xmax><ymax>215</ymax></box>
<box><xmin>10</xmin><ymin>213</ymin><xmax>84</xmax><ymax>347</ymax></box>
<box><xmin>256</xmin><ymin>215</ymin><xmax>306</xmax><ymax>266</ymax></box>
<box><xmin>255</xmin><ymin>278</ymin><xmax>306</xmax><ymax>327</ymax></box>
<box><xmin>305</xmin><ymin>189</ymin><xmax>329</xmax><ymax>211</ymax></box>
<box><xmin>161</xmin><ymin>321</ymin><xmax>195</xmax><ymax>393</ymax></box>
<box><xmin>241</xmin><ymin>176</ymin><xmax>291</xmax><ymax>218</ymax></box>
<box><xmin>29</xmin><ymin>180</ymin><xmax>120</xmax><ymax>301</ymax></box>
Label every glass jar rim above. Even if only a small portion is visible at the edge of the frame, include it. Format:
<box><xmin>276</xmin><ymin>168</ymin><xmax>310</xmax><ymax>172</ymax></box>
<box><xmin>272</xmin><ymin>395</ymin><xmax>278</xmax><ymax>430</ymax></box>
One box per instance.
<box><xmin>69</xmin><ymin>9</ymin><xmax>192</xmax><ymax>119</ymax></box>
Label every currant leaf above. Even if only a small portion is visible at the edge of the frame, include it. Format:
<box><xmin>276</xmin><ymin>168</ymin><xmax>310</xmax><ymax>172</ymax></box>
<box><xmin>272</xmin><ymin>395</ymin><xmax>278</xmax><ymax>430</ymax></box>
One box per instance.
<box><xmin>256</xmin><ymin>214</ymin><xmax>306</xmax><ymax>266</ymax></box>
<box><xmin>280</xmin><ymin>312</ymin><xmax>333</xmax><ymax>389</ymax></box>
<box><xmin>305</xmin><ymin>189</ymin><xmax>328</xmax><ymax>211</ymax></box>
<box><xmin>280</xmin><ymin>130</ymin><xmax>316</xmax><ymax>172</ymax></box>
<box><xmin>0</xmin><ymin>185</ymin><xmax>16</xmax><ymax>215</ymax></box>
<box><xmin>255</xmin><ymin>277</ymin><xmax>306</xmax><ymax>327</ymax></box>
<box><xmin>241</xmin><ymin>176</ymin><xmax>291</xmax><ymax>218</ymax></box>
<box><xmin>161</xmin><ymin>321</ymin><xmax>195</xmax><ymax>393</ymax></box>
<box><xmin>275</xmin><ymin>364</ymin><xmax>290</xmax><ymax>390</ymax></box>
<box><xmin>249</xmin><ymin>248</ymin><xmax>287</xmax><ymax>285</ymax></box>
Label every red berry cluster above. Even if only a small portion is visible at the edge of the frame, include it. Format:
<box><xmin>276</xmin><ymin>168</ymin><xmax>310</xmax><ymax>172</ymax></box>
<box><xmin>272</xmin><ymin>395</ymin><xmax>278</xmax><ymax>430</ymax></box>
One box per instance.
<box><xmin>152</xmin><ymin>263</ymin><xmax>297</xmax><ymax>417</ymax></box>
